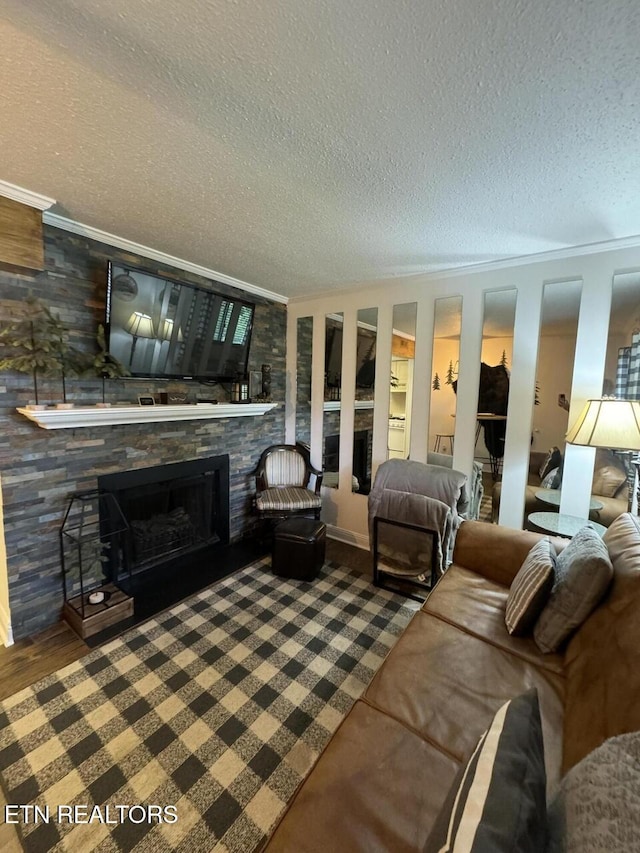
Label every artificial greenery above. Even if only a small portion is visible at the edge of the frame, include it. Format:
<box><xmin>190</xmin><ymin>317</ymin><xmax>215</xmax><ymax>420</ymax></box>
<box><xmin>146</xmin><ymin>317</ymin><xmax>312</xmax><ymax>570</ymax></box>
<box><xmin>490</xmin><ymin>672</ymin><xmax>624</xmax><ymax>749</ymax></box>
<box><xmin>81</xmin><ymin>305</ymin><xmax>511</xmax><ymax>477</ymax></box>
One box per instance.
<box><xmin>0</xmin><ymin>296</ymin><xmax>83</xmax><ymax>404</ymax></box>
<box><xmin>0</xmin><ymin>298</ymin><xmax>130</xmax><ymax>405</ymax></box>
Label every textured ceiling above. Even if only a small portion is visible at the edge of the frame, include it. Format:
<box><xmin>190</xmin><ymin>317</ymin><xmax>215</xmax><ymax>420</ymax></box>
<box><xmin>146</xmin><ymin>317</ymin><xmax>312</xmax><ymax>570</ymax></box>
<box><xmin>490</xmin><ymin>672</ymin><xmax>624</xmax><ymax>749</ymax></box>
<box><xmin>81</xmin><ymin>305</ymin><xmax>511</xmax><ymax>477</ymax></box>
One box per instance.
<box><xmin>1</xmin><ymin>0</ymin><xmax>639</xmax><ymax>300</ymax></box>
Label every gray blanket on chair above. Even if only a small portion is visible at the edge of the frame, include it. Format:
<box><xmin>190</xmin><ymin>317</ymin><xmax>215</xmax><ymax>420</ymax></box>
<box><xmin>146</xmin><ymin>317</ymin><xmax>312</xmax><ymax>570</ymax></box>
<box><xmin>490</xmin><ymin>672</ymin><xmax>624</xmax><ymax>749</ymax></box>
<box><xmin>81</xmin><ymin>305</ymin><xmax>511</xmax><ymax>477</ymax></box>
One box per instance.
<box><xmin>371</xmin><ymin>458</ymin><xmax>469</xmax><ymax>514</ymax></box>
<box><xmin>371</xmin><ymin>489</ymin><xmax>453</xmax><ymax>578</ymax></box>
<box><xmin>368</xmin><ymin>459</ymin><xmax>467</xmax><ymax>575</ymax></box>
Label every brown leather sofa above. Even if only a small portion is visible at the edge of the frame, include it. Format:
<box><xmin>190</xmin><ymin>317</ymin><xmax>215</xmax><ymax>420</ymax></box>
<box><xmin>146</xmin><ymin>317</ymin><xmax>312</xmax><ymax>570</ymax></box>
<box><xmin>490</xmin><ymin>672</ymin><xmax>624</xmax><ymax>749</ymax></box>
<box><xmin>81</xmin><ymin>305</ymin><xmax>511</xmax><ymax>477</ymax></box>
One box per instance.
<box><xmin>263</xmin><ymin>514</ymin><xmax>640</xmax><ymax>852</ymax></box>
<box><xmin>492</xmin><ymin>448</ymin><xmax>628</xmax><ymax>527</ymax></box>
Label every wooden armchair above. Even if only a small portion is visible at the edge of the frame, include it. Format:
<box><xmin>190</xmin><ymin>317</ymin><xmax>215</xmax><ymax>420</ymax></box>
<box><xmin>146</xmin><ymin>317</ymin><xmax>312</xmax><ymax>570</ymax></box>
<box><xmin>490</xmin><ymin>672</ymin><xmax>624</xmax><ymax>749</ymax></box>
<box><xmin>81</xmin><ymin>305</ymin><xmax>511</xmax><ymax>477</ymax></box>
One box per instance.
<box><xmin>254</xmin><ymin>444</ymin><xmax>323</xmax><ymax>521</ymax></box>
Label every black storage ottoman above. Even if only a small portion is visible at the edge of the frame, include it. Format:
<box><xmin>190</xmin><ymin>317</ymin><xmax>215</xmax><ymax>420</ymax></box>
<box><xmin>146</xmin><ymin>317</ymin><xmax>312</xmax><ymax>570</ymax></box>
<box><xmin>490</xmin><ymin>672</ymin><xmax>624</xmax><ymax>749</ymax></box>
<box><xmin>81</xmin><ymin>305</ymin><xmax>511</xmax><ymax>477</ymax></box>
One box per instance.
<box><xmin>272</xmin><ymin>518</ymin><xmax>326</xmax><ymax>581</ymax></box>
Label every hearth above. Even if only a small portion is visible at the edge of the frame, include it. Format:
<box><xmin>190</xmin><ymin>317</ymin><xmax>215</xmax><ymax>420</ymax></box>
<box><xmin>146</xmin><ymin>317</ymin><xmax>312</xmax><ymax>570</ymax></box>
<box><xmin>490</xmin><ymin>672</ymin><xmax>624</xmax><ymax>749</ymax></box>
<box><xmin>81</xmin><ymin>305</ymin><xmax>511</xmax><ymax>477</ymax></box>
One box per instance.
<box><xmin>98</xmin><ymin>455</ymin><xmax>230</xmax><ymax>582</ymax></box>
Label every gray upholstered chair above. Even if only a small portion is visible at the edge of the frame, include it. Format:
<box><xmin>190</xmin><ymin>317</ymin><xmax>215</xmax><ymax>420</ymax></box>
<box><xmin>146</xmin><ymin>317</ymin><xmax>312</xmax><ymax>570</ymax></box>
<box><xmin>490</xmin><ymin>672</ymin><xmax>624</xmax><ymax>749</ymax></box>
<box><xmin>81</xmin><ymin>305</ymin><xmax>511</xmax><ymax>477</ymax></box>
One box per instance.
<box><xmin>368</xmin><ymin>458</ymin><xmax>468</xmax><ymax>598</ymax></box>
<box><xmin>254</xmin><ymin>444</ymin><xmax>323</xmax><ymax>521</ymax></box>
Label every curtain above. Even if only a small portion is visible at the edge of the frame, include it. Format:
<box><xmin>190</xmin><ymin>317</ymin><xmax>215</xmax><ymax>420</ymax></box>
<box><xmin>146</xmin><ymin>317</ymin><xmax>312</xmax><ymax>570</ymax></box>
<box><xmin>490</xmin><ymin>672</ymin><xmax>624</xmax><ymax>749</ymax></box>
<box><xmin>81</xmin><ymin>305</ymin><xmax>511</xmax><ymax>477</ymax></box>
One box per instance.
<box><xmin>616</xmin><ymin>332</ymin><xmax>640</xmax><ymax>400</ymax></box>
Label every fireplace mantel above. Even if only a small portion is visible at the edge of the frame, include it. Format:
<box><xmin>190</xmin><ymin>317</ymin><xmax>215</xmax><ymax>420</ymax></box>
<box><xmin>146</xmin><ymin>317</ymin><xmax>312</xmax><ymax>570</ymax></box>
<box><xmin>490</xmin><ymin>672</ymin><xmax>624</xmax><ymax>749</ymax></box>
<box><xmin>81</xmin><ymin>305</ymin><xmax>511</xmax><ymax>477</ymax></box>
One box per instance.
<box><xmin>17</xmin><ymin>402</ymin><xmax>278</xmax><ymax>430</ymax></box>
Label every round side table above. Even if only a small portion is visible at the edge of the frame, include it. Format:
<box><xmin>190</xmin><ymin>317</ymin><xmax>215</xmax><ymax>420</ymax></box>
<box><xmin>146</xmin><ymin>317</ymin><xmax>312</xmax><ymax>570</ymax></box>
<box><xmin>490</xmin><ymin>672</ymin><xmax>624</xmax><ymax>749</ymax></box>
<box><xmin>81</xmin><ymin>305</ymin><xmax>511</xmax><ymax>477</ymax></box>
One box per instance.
<box><xmin>534</xmin><ymin>490</ymin><xmax>604</xmax><ymax>511</ymax></box>
<box><xmin>528</xmin><ymin>511</ymin><xmax>606</xmax><ymax>539</ymax></box>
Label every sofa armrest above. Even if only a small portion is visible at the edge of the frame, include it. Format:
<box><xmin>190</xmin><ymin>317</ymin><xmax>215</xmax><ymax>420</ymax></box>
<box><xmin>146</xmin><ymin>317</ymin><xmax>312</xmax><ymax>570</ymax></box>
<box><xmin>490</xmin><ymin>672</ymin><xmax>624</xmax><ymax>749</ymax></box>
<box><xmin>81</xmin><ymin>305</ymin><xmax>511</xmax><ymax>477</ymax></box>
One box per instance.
<box><xmin>452</xmin><ymin>521</ymin><xmax>565</xmax><ymax>587</ymax></box>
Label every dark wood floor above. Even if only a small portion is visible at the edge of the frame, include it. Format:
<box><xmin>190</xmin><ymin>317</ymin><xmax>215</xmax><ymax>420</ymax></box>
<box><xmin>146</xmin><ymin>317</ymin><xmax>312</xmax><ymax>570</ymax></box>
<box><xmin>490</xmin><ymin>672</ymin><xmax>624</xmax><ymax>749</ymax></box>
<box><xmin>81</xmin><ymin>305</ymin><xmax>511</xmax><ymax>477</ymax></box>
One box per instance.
<box><xmin>0</xmin><ymin>538</ymin><xmax>371</xmax><ymax>701</ymax></box>
<box><xmin>0</xmin><ymin>621</ymin><xmax>89</xmax><ymax>702</ymax></box>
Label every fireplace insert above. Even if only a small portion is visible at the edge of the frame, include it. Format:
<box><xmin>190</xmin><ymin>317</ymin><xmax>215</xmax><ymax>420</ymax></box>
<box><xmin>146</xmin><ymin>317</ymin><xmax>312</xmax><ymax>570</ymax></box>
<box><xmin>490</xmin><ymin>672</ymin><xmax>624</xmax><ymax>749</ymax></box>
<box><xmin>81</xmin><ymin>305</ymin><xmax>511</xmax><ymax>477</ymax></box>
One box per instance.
<box><xmin>98</xmin><ymin>455</ymin><xmax>230</xmax><ymax>581</ymax></box>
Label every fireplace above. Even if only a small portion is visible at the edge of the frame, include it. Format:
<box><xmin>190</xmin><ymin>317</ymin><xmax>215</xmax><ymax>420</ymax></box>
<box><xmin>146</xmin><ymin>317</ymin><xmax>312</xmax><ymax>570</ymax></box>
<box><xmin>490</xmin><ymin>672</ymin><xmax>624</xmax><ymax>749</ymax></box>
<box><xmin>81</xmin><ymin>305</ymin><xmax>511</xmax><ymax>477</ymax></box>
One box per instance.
<box><xmin>98</xmin><ymin>455</ymin><xmax>230</xmax><ymax>581</ymax></box>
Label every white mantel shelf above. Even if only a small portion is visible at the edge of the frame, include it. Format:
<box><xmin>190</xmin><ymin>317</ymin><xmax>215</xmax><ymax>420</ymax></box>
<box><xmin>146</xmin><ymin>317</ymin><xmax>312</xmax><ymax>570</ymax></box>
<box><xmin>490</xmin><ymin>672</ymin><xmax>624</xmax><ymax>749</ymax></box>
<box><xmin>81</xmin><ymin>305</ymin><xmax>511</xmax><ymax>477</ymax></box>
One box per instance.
<box><xmin>323</xmin><ymin>400</ymin><xmax>374</xmax><ymax>412</ymax></box>
<box><xmin>16</xmin><ymin>402</ymin><xmax>278</xmax><ymax>430</ymax></box>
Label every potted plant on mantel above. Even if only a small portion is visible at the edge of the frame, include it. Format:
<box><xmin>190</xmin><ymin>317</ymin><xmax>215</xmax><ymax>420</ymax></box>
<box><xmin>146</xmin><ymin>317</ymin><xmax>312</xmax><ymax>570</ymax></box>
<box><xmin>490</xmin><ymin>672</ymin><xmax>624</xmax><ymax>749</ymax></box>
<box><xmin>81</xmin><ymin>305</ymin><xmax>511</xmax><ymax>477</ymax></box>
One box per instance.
<box><xmin>0</xmin><ymin>296</ymin><xmax>84</xmax><ymax>408</ymax></box>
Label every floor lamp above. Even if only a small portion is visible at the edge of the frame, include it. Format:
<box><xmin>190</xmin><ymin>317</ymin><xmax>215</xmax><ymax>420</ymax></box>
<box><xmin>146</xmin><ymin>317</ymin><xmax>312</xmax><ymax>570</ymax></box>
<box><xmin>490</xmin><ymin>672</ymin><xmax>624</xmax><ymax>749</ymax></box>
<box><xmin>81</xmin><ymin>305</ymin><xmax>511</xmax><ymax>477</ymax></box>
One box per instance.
<box><xmin>566</xmin><ymin>398</ymin><xmax>640</xmax><ymax>514</ymax></box>
<box><xmin>125</xmin><ymin>312</ymin><xmax>154</xmax><ymax>367</ymax></box>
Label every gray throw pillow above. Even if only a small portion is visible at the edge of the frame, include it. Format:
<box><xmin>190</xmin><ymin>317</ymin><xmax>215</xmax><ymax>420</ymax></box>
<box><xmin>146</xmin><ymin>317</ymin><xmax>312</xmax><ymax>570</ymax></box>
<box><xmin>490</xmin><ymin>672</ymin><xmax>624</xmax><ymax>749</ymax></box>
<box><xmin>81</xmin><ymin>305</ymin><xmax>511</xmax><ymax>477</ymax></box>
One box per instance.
<box><xmin>547</xmin><ymin>731</ymin><xmax>640</xmax><ymax>852</ymax></box>
<box><xmin>533</xmin><ymin>526</ymin><xmax>613</xmax><ymax>654</ymax></box>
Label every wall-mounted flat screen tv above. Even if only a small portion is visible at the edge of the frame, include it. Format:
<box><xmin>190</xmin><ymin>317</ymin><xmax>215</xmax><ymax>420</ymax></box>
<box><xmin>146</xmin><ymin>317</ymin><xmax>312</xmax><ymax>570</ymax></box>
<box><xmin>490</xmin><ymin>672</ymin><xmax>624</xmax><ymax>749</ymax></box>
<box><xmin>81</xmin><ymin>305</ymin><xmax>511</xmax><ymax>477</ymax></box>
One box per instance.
<box><xmin>105</xmin><ymin>261</ymin><xmax>255</xmax><ymax>381</ymax></box>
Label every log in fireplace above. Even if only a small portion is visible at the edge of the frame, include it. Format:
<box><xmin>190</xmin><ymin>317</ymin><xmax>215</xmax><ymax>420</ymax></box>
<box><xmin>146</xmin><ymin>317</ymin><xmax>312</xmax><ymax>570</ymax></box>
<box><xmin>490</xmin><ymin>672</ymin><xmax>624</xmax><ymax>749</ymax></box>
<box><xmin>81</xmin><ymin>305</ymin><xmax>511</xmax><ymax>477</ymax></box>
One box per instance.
<box><xmin>98</xmin><ymin>455</ymin><xmax>230</xmax><ymax>582</ymax></box>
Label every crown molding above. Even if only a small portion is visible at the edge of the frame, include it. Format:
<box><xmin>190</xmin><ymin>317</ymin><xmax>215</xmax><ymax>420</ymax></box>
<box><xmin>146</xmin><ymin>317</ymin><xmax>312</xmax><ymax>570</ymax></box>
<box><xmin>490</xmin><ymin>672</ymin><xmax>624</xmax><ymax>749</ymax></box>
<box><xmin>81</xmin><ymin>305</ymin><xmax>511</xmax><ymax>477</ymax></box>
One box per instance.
<box><xmin>291</xmin><ymin>233</ymin><xmax>640</xmax><ymax>303</ymax></box>
<box><xmin>43</xmin><ymin>212</ymin><xmax>288</xmax><ymax>305</ymax></box>
<box><xmin>0</xmin><ymin>179</ymin><xmax>55</xmax><ymax>211</ymax></box>
<box><xmin>423</xmin><ymin>233</ymin><xmax>640</xmax><ymax>280</ymax></box>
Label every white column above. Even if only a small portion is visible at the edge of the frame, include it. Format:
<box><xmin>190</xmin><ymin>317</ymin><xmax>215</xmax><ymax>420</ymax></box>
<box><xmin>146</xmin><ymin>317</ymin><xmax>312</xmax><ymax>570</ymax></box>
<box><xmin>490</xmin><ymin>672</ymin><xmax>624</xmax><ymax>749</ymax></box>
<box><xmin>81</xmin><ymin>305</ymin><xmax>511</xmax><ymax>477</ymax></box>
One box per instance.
<box><xmin>339</xmin><ymin>307</ymin><xmax>357</xmax><ymax>491</ymax></box>
<box><xmin>560</xmin><ymin>260</ymin><xmax>614</xmax><ymax>518</ymax></box>
<box><xmin>371</xmin><ymin>304</ymin><xmax>393</xmax><ymax>483</ymax></box>
<box><xmin>499</xmin><ymin>278</ymin><xmax>543</xmax><ymax>528</ymax></box>
<box><xmin>409</xmin><ymin>298</ymin><xmax>435</xmax><ymax>462</ymax></box>
<box><xmin>453</xmin><ymin>288</ymin><xmax>483</xmax><ymax>484</ymax></box>
<box><xmin>284</xmin><ymin>308</ymin><xmax>297</xmax><ymax>444</ymax></box>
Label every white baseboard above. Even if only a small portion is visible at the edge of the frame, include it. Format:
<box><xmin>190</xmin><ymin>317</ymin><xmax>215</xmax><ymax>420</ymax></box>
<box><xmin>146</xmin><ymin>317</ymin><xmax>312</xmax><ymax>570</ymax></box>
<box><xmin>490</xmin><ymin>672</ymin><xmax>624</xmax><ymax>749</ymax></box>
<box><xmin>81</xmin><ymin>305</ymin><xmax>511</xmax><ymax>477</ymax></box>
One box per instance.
<box><xmin>0</xmin><ymin>601</ymin><xmax>14</xmax><ymax>647</ymax></box>
<box><xmin>326</xmin><ymin>524</ymin><xmax>369</xmax><ymax>550</ymax></box>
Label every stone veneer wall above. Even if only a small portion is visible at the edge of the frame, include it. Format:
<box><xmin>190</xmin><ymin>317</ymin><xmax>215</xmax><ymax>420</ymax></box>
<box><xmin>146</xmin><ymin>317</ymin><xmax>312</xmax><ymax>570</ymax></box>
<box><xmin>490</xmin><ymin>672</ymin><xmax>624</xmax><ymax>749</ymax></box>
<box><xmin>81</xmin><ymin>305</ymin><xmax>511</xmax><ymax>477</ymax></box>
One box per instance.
<box><xmin>0</xmin><ymin>225</ymin><xmax>286</xmax><ymax>640</ymax></box>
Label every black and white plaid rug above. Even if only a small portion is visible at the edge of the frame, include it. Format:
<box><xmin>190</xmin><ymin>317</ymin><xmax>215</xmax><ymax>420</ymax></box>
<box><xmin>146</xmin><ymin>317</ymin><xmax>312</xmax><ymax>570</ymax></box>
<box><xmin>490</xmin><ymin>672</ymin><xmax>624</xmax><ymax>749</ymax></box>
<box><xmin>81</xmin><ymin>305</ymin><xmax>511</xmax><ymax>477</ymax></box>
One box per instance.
<box><xmin>0</xmin><ymin>557</ymin><xmax>414</xmax><ymax>853</ymax></box>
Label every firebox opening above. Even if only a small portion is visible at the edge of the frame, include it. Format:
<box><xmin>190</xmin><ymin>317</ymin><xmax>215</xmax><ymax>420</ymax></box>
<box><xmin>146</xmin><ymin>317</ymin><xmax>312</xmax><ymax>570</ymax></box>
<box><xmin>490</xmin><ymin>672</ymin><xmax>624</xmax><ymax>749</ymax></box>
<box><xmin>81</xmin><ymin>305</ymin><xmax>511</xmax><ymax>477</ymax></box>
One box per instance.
<box><xmin>98</xmin><ymin>455</ymin><xmax>230</xmax><ymax>582</ymax></box>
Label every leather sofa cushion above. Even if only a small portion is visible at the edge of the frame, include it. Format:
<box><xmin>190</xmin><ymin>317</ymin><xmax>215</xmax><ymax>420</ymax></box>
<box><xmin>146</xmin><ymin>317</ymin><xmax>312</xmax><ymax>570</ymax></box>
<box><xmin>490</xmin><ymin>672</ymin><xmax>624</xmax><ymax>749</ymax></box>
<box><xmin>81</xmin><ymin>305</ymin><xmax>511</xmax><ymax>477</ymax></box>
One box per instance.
<box><xmin>264</xmin><ymin>699</ymin><xmax>460</xmax><ymax>853</ymax></box>
<box><xmin>562</xmin><ymin>513</ymin><xmax>640</xmax><ymax>773</ymax></box>
<box><xmin>363</xmin><ymin>611</ymin><xmax>565</xmax><ymax>795</ymax></box>
<box><xmin>452</xmin><ymin>520</ymin><xmax>557</xmax><ymax>587</ymax></box>
<box><xmin>422</xmin><ymin>565</ymin><xmax>564</xmax><ymax>674</ymax></box>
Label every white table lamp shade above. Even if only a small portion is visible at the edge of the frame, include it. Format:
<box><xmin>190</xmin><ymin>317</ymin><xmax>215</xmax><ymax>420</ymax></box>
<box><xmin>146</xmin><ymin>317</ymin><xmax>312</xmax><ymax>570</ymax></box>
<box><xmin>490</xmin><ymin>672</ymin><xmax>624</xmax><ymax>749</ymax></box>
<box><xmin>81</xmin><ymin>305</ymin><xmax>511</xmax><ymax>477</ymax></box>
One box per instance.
<box><xmin>566</xmin><ymin>398</ymin><xmax>640</xmax><ymax>450</ymax></box>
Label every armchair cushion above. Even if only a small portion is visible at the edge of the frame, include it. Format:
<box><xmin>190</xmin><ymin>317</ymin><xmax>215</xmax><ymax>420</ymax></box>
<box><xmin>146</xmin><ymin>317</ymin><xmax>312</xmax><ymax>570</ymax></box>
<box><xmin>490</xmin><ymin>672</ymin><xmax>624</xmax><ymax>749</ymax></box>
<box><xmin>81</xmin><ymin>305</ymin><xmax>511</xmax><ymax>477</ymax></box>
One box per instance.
<box><xmin>256</xmin><ymin>487</ymin><xmax>322</xmax><ymax>513</ymax></box>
